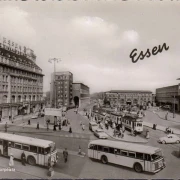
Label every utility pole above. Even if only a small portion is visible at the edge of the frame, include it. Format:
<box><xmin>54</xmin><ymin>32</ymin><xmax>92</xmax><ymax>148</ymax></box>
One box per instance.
<box><xmin>173</xmin><ymin>95</ymin><xmax>175</xmax><ymax>118</ymax></box>
<box><xmin>48</xmin><ymin>58</ymin><xmax>61</xmax><ymax>108</ymax></box>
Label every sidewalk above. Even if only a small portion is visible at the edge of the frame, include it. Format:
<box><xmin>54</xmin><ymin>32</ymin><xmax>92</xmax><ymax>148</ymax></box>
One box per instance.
<box><xmin>0</xmin><ymin>156</ymin><xmax>74</xmax><ymax>179</ymax></box>
<box><xmin>143</xmin><ymin>121</ymin><xmax>180</xmax><ymax>135</ymax></box>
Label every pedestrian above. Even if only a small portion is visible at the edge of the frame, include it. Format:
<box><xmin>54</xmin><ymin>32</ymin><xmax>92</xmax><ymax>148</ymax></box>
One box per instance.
<box><xmin>5</xmin><ymin>122</ymin><xmax>8</xmax><ymax>132</ymax></box>
<box><xmin>28</xmin><ymin>119</ymin><xmax>31</xmax><ymax>125</ymax></box>
<box><xmin>69</xmin><ymin>126</ymin><xmax>72</xmax><ymax>133</ymax></box>
<box><xmin>53</xmin><ymin>124</ymin><xmax>56</xmax><ymax>131</ymax></box>
<box><xmin>9</xmin><ymin>153</ymin><xmax>14</xmax><ymax>167</ymax></box>
<box><xmin>59</xmin><ymin>121</ymin><xmax>61</xmax><ymax>130</ymax></box>
<box><xmin>36</xmin><ymin>122</ymin><xmax>39</xmax><ymax>129</ymax></box>
<box><xmin>23</xmin><ymin>121</ymin><xmax>25</xmax><ymax>129</ymax></box>
<box><xmin>21</xmin><ymin>151</ymin><xmax>26</xmax><ymax>166</ymax></box>
<box><xmin>82</xmin><ymin>124</ymin><xmax>85</xmax><ymax>131</ymax></box>
<box><xmin>165</xmin><ymin>111</ymin><xmax>168</xmax><ymax>120</ymax></box>
<box><xmin>63</xmin><ymin>148</ymin><xmax>68</xmax><ymax>163</ymax></box>
<box><xmin>47</xmin><ymin>121</ymin><xmax>49</xmax><ymax>131</ymax></box>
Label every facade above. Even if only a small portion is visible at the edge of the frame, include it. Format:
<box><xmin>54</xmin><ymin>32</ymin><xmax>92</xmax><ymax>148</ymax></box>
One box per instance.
<box><xmin>50</xmin><ymin>71</ymin><xmax>73</xmax><ymax>107</ymax></box>
<box><xmin>104</xmin><ymin>90</ymin><xmax>152</xmax><ymax>107</ymax></box>
<box><xmin>156</xmin><ymin>84</ymin><xmax>180</xmax><ymax>111</ymax></box>
<box><xmin>72</xmin><ymin>82</ymin><xmax>90</xmax><ymax>108</ymax></box>
<box><xmin>0</xmin><ymin>36</ymin><xmax>44</xmax><ymax>119</ymax></box>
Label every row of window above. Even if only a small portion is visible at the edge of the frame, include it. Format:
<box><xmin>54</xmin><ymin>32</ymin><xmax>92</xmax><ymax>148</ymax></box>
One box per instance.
<box><xmin>89</xmin><ymin>145</ymin><xmax>152</xmax><ymax>161</ymax></box>
<box><xmin>0</xmin><ymin>140</ymin><xmax>50</xmax><ymax>155</ymax></box>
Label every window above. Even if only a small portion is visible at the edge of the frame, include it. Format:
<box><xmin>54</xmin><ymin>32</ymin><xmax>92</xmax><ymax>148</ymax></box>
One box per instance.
<box><xmin>0</xmin><ymin>140</ymin><xmax>3</xmax><ymax>145</ymax></box>
<box><xmin>103</xmin><ymin>147</ymin><xmax>109</xmax><ymax>153</ymax></box>
<box><xmin>98</xmin><ymin>145</ymin><xmax>103</xmax><ymax>151</ymax></box>
<box><xmin>14</xmin><ymin>143</ymin><xmax>22</xmax><ymax>149</ymax></box>
<box><xmin>44</xmin><ymin>147</ymin><xmax>51</xmax><ymax>154</ymax></box>
<box><xmin>109</xmin><ymin>147</ymin><xmax>114</xmax><ymax>154</ymax></box>
<box><xmin>30</xmin><ymin>146</ymin><xmax>37</xmax><ymax>153</ymax></box>
<box><xmin>114</xmin><ymin>149</ymin><xmax>121</xmax><ymax>155</ymax></box>
<box><xmin>144</xmin><ymin>154</ymin><xmax>151</xmax><ymax>161</ymax></box>
<box><xmin>136</xmin><ymin>152</ymin><xmax>144</xmax><ymax>160</ymax></box>
<box><xmin>22</xmin><ymin>145</ymin><xmax>30</xmax><ymax>151</ymax></box>
<box><xmin>129</xmin><ymin>152</ymin><xmax>136</xmax><ymax>158</ymax></box>
<box><xmin>38</xmin><ymin>147</ymin><xmax>45</xmax><ymax>154</ymax></box>
<box><xmin>94</xmin><ymin>145</ymin><xmax>97</xmax><ymax>150</ymax></box>
<box><xmin>121</xmin><ymin>150</ymin><xmax>128</xmax><ymax>156</ymax></box>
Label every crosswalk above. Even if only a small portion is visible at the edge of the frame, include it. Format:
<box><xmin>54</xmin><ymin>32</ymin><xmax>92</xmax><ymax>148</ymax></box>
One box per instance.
<box><xmin>57</xmin><ymin>133</ymin><xmax>88</xmax><ymax>139</ymax></box>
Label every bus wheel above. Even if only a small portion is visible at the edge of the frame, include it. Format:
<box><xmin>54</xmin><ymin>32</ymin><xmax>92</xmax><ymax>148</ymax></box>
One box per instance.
<box><xmin>101</xmin><ymin>155</ymin><xmax>108</xmax><ymax>164</ymax></box>
<box><xmin>134</xmin><ymin>163</ymin><xmax>143</xmax><ymax>173</ymax></box>
<box><xmin>27</xmin><ymin>156</ymin><xmax>36</xmax><ymax>166</ymax></box>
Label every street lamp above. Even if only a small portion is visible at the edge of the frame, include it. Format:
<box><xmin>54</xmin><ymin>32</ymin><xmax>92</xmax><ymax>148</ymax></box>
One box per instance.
<box><xmin>172</xmin><ymin>95</ymin><xmax>176</xmax><ymax>118</ymax></box>
<box><xmin>48</xmin><ymin>58</ymin><xmax>61</xmax><ymax>108</ymax></box>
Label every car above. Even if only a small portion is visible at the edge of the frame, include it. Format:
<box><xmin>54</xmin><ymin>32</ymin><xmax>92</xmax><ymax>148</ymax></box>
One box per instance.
<box><xmin>162</xmin><ymin>105</ymin><xmax>171</xmax><ymax>110</ymax></box>
<box><xmin>89</xmin><ymin>121</ymin><xmax>99</xmax><ymax>132</ymax></box>
<box><xmin>94</xmin><ymin>129</ymin><xmax>109</xmax><ymax>139</ymax></box>
<box><xmin>31</xmin><ymin>114</ymin><xmax>38</xmax><ymax>119</ymax></box>
<box><xmin>158</xmin><ymin>134</ymin><xmax>180</xmax><ymax>144</ymax></box>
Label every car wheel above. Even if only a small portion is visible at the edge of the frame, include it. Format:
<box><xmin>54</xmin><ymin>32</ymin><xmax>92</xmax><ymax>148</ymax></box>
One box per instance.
<box><xmin>162</xmin><ymin>140</ymin><xmax>166</xmax><ymax>144</ymax></box>
<box><xmin>27</xmin><ymin>156</ymin><xmax>36</xmax><ymax>166</ymax></box>
<box><xmin>101</xmin><ymin>155</ymin><xmax>108</xmax><ymax>164</ymax></box>
<box><xmin>176</xmin><ymin>140</ymin><xmax>180</xmax><ymax>144</ymax></box>
<box><xmin>134</xmin><ymin>163</ymin><xmax>143</xmax><ymax>173</ymax></box>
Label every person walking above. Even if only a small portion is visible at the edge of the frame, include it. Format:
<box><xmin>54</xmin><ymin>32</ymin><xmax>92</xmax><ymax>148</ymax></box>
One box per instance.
<box><xmin>59</xmin><ymin>121</ymin><xmax>61</xmax><ymax>130</ymax></box>
<box><xmin>47</xmin><ymin>121</ymin><xmax>49</xmax><ymax>131</ymax></box>
<box><xmin>53</xmin><ymin>124</ymin><xmax>56</xmax><ymax>131</ymax></box>
<box><xmin>82</xmin><ymin>124</ymin><xmax>85</xmax><ymax>131</ymax></box>
<box><xmin>63</xmin><ymin>148</ymin><xmax>68</xmax><ymax>163</ymax></box>
<box><xmin>36</xmin><ymin>122</ymin><xmax>39</xmax><ymax>129</ymax></box>
<box><xmin>9</xmin><ymin>153</ymin><xmax>14</xmax><ymax>167</ymax></box>
<box><xmin>165</xmin><ymin>111</ymin><xmax>168</xmax><ymax>120</ymax></box>
<box><xmin>69</xmin><ymin>126</ymin><xmax>72</xmax><ymax>133</ymax></box>
<box><xmin>23</xmin><ymin>121</ymin><xmax>25</xmax><ymax>129</ymax></box>
<box><xmin>21</xmin><ymin>151</ymin><xmax>26</xmax><ymax>166</ymax></box>
<box><xmin>5</xmin><ymin>122</ymin><xmax>8</xmax><ymax>132</ymax></box>
<box><xmin>28</xmin><ymin>119</ymin><xmax>31</xmax><ymax>125</ymax></box>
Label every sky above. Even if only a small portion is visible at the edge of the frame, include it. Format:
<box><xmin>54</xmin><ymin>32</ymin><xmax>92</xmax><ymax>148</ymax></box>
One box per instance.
<box><xmin>0</xmin><ymin>0</ymin><xmax>180</xmax><ymax>94</ymax></box>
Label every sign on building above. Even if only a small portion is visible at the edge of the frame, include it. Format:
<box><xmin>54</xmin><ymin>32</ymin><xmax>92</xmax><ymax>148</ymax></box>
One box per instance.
<box><xmin>45</xmin><ymin>108</ymin><xmax>62</xmax><ymax>117</ymax></box>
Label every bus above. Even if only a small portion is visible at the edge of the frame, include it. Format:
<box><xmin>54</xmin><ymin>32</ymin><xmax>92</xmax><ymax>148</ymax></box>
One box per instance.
<box><xmin>88</xmin><ymin>140</ymin><xmax>165</xmax><ymax>173</ymax></box>
<box><xmin>0</xmin><ymin>132</ymin><xmax>58</xmax><ymax>167</ymax></box>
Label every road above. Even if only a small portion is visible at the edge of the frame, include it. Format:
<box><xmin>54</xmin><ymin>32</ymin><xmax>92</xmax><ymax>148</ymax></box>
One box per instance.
<box><xmin>0</xmin><ymin>104</ymin><xmax>179</xmax><ymax>178</ymax></box>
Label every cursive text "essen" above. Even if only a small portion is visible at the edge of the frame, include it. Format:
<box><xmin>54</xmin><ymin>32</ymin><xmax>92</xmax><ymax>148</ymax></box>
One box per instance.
<box><xmin>129</xmin><ymin>43</ymin><xmax>169</xmax><ymax>63</ymax></box>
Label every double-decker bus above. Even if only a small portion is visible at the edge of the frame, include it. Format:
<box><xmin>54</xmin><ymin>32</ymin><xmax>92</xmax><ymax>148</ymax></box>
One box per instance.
<box><xmin>88</xmin><ymin>140</ymin><xmax>166</xmax><ymax>173</ymax></box>
<box><xmin>0</xmin><ymin>132</ymin><xmax>58</xmax><ymax>167</ymax></box>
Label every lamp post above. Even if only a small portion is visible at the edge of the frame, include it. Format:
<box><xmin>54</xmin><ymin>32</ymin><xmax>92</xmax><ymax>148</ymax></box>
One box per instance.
<box><xmin>48</xmin><ymin>58</ymin><xmax>61</xmax><ymax>108</ymax></box>
<box><xmin>172</xmin><ymin>95</ymin><xmax>176</xmax><ymax>118</ymax></box>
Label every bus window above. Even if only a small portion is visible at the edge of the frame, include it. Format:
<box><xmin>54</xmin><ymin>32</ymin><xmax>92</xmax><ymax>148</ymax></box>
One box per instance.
<box><xmin>121</xmin><ymin>150</ymin><xmax>128</xmax><ymax>156</ymax></box>
<box><xmin>144</xmin><ymin>154</ymin><xmax>151</xmax><ymax>161</ymax></box>
<box><xmin>114</xmin><ymin>149</ymin><xmax>120</xmax><ymax>155</ymax></box>
<box><xmin>30</xmin><ymin>146</ymin><xmax>37</xmax><ymax>153</ymax></box>
<box><xmin>22</xmin><ymin>145</ymin><xmax>30</xmax><ymax>151</ymax></box>
<box><xmin>44</xmin><ymin>147</ymin><xmax>50</xmax><ymax>154</ymax></box>
<box><xmin>14</xmin><ymin>143</ymin><xmax>22</xmax><ymax>149</ymax></box>
<box><xmin>129</xmin><ymin>152</ymin><xmax>136</xmax><ymax>158</ymax></box>
<box><xmin>98</xmin><ymin>146</ymin><xmax>103</xmax><ymax>151</ymax></box>
<box><xmin>94</xmin><ymin>145</ymin><xmax>97</xmax><ymax>150</ymax></box>
<box><xmin>136</xmin><ymin>152</ymin><xmax>144</xmax><ymax>160</ymax></box>
<box><xmin>0</xmin><ymin>140</ymin><xmax>3</xmax><ymax>145</ymax></box>
<box><xmin>109</xmin><ymin>147</ymin><xmax>114</xmax><ymax>154</ymax></box>
<box><xmin>89</xmin><ymin>144</ymin><xmax>94</xmax><ymax>150</ymax></box>
<box><xmin>103</xmin><ymin>147</ymin><xmax>109</xmax><ymax>153</ymax></box>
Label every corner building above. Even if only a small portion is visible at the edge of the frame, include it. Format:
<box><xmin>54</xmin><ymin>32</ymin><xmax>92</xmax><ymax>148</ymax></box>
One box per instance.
<box><xmin>0</xmin><ymin>36</ymin><xmax>44</xmax><ymax>118</ymax></box>
<box><xmin>73</xmin><ymin>82</ymin><xmax>90</xmax><ymax>108</ymax></box>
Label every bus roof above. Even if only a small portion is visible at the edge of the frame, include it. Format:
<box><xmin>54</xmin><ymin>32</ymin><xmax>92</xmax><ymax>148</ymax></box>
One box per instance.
<box><xmin>0</xmin><ymin>133</ymin><xmax>54</xmax><ymax>148</ymax></box>
<box><xmin>89</xmin><ymin>140</ymin><xmax>161</xmax><ymax>155</ymax></box>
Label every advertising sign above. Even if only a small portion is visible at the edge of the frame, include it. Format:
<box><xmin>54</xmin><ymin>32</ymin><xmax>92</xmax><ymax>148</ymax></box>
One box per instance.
<box><xmin>45</xmin><ymin>108</ymin><xmax>62</xmax><ymax>117</ymax></box>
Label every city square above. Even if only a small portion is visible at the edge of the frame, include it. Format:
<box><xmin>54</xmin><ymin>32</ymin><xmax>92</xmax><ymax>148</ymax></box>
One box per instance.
<box><xmin>0</xmin><ymin>1</ymin><xmax>180</xmax><ymax>179</ymax></box>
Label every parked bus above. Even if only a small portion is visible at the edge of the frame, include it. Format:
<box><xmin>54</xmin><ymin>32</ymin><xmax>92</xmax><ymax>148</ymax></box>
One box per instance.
<box><xmin>0</xmin><ymin>132</ymin><xmax>58</xmax><ymax>167</ymax></box>
<box><xmin>88</xmin><ymin>140</ymin><xmax>165</xmax><ymax>173</ymax></box>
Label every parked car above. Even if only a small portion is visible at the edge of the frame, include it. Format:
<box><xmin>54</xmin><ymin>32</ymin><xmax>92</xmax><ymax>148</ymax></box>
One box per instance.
<box><xmin>31</xmin><ymin>114</ymin><xmax>38</xmax><ymax>119</ymax></box>
<box><xmin>158</xmin><ymin>134</ymin><xmax>180</xmax><ymax>144</ymax></box>
<box><xmin>162</xmin><ymin>105</ymin><xmax>171</xmax><ymax>110</ymax></box>
<box><xmin>94</xmin><ymin>129</ymin><xmax>109</xmax><ymax>139</ymax></box>
<box><xmin>89</xmin><ymin>121</ymin><xmax>99</xmax><ymax>132</ymax></box>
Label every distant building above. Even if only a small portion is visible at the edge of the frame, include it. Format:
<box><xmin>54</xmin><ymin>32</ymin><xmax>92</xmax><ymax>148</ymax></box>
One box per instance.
<box><xmin>0</xmin><ymin>36</ymin><xmax>44</xmax><ymax>119</ymax></box>
<box><xmin>50</xmin><ymin>71</ymin><xmax>73</xmax><ymax>107</ymax></box>
<box><xmin>156</xmin><ymin>84</ymin><xmax>180</xmax><ymax>111</ymax></box>
<box><xmin>104</xmin><ymin>90</ymin><xmax>152</xmax><ymax>107</ymax></box>
<box><xmin>73</xmin><ymin>82</ymin><xmax>90</xmax><ymax>108</ymax></box>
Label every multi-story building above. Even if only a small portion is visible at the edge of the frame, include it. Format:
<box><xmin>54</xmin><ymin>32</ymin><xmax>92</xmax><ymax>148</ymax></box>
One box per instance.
<box><xmin>73</xmin><ymin>82</ymin><xmax>90</xmax><ymax>108</ymax></box>
<box><xmin>104</xmin><ymin>90</ymin><xmax>152</xmax><ymax>107</ymax></box>
<box><xmin>156</xmin><ymin>84</ymin><xmax>180</xmax><ymax>111</ymax></box>
<box><xmin>0</xmin><ymin>36</ymin><xmax>44</xmax><ymax>119</ymax></box>
<box><xmin>50</xmin><ymin>71</ymin><xmax>73</xmax><ymax>107</ymax></box>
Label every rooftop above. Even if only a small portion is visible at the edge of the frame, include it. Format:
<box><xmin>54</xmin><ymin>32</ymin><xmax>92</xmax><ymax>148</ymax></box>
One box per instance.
<box><xmin>106</xmin><ymin>90</ymin><xmax>152</xmax><ymax>93</ymax></box>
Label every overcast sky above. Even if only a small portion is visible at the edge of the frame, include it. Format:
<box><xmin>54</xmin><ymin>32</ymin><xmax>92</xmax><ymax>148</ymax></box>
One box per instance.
<box><xmin>0</xmin><ymin>0</ymin><xmax>180</xmax><ymax>94</ymax></box>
